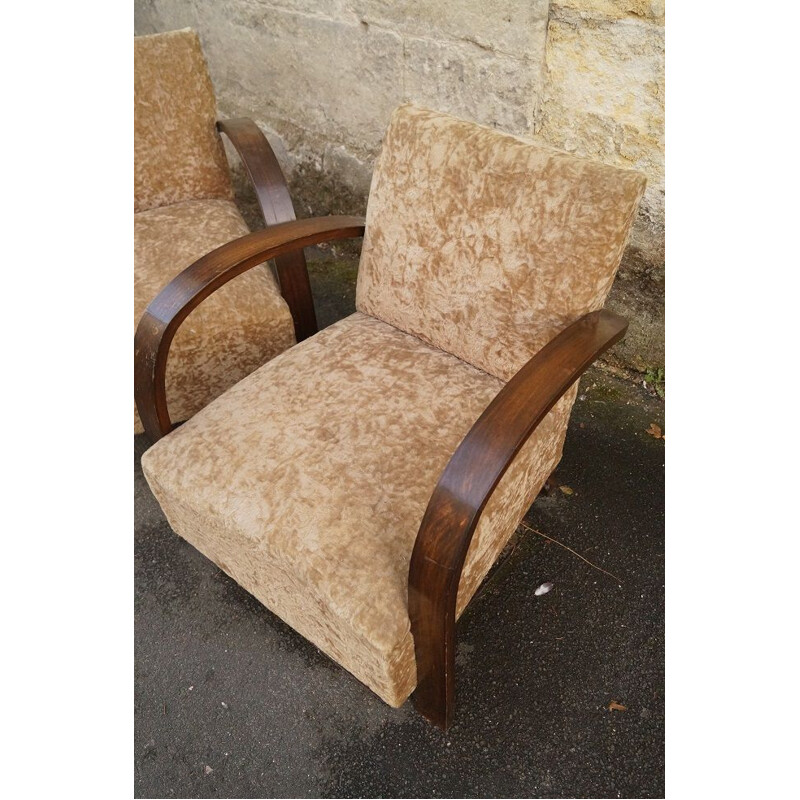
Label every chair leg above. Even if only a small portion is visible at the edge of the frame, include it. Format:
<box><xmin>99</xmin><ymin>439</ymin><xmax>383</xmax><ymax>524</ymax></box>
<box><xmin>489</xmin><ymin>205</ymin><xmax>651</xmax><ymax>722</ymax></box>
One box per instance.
<box><xmin>411</xmin><ymin>467</ymin><xmax>559</xmax><ymax>729</ymax></box>
<box><xmin>540</xmin><ymin>470</ymin><xmax>560</xmax><ymax>497</ymax></box>
<box><xmin>410</xmin><ymin>580</ymin><xmax>457</xmax><ymax>729</ymax></box>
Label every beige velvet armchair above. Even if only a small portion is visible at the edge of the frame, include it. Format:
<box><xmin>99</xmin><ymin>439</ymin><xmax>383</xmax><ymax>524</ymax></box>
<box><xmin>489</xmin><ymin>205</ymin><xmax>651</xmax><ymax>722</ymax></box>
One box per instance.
<box><xmin>135</xmin><ymin>105</ymin><xmax>645</xmax><ymax>728</ymax></box>
<box><xmin>134</xmin><ymin>28</ymin><xmax>318</xmax><ymax>433</ymax></box>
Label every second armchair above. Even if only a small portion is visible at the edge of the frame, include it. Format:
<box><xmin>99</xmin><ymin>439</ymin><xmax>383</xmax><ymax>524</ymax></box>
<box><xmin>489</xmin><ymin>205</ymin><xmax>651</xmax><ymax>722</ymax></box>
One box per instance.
<box><xmin>134</xmin><ymin>28</ymin><xmax>316</xmax><ymax>432</ymax></box>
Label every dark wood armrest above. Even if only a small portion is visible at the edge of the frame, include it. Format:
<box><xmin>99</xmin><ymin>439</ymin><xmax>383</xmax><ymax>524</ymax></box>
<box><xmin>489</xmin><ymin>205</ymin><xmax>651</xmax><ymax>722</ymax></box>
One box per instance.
<box><xmin>135</xmin><ymin>216</ymin><xmax>366</xmax><ymax>442</ymax></box>
<box><xmin>218</xmin><ymin>118</ymin><xmax>317</xmax><ymax>341</ymax></box>
<box><xmin>408</xmin><ymin>309</ymin><xmax>628</xmax><ymax>728</ymax></box>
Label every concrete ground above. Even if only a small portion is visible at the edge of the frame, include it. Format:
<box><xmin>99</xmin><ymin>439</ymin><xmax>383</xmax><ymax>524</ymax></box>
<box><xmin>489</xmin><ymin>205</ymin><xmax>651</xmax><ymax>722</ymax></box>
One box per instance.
<box><xmin>135</xmin><ymin>253</ymin><xmax>665</xmax><ymax>798</ymax></box>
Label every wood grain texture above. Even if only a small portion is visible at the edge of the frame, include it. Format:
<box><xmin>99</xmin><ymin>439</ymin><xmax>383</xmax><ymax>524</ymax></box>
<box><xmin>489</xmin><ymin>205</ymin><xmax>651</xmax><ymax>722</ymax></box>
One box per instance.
<box><xmin>134</xmin><ymin>216</ymin><xmax>365</xmax><ymax>442</ymax></box>
<box><xmin>218</xmin><ymin>118</ymin><xmax>317</xmax><ymax>341</ymax></box>
<box><xmin>408</xmin><ymin>309</ymin><xmax>628</xmax><ymax>729</ymax></box>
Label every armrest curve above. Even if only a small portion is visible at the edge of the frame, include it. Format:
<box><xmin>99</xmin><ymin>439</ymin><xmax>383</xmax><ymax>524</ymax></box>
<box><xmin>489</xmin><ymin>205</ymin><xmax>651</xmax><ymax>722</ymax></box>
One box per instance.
<box><xmin>408</xmin><ymin>309</ymin><xmax>628</xmax><ymax>727</ymax></box>
<box><xmin>217</xmin><ymin>118</ymin><xmax>317</xmax><ymax>340</ymax></box>
<box><xmin>217</xmin><ymin>118</ymin><xmax>297</xmax><ymax>227</ymax></box>
<box><xmin>134</xmin><ymin>216</ymin><xmax>366</xmax><ymax>442</ymax></box>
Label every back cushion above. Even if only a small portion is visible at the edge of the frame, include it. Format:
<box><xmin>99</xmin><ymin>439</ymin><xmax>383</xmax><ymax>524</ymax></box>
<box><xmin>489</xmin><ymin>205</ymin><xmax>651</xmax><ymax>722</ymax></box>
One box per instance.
<box><xmin>134</xmin><ymin>29</ymin><xmax>232</xmax><ymax>212</ymax></box>
<box><xmin>356</xmin><ymin>105</ymin><xmax>646</xmax><ymax>381</ymax></box>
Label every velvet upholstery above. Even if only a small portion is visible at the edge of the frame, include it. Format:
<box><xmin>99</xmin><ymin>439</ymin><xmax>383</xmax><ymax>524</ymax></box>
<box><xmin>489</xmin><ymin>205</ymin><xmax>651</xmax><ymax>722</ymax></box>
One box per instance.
<box><xmin>134</xmin><ymin>29</ymin><xmax>296</xmax><ymax>432</ymax></box>
<box><xmin>134</xmin><ymin>29</ymin><xmax>233</xmax><ymax>213</ymax></box>
<box><xmin>134</xmin><ymin>199</ymin><xmax>295</xmax><ymax>433</ymax></box>
<box><xmin>142</xmin><ymin>313</ymin><xmax>576</xmax><ymax>706</ymax></box>
<box><xmin>357</xmin><ymin>105</ymin><xmax>646</xmax><ymax>381</ymax></box>
<box><xmin>141</xmin><ymin>105</ymin><xmax>644</xmax><ymax>707</ymax></box>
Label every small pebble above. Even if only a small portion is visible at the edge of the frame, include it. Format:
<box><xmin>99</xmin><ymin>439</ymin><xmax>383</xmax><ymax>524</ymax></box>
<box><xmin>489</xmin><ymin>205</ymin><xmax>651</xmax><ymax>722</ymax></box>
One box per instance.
<box><xmin>535</xmin><ymin>582</ymin><xmax>554</xmax><ymax>596</ymax></box>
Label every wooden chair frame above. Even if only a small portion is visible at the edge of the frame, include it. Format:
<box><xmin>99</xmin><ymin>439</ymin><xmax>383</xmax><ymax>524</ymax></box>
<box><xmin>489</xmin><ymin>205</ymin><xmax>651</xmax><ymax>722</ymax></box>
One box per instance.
<box><xmin>217</xmin><ymin>118</ymin><xmax>318</xmax><ymax>341</ymax></box>
<box><xmin>134</xmin><ymin>219</ymin><xmax>627</xmax><ymax>730</ymax></box>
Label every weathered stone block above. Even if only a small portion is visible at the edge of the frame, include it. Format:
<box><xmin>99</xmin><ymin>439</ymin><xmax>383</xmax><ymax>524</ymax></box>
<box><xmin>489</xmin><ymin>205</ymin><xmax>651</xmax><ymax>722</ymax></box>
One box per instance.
<box><xmin>404</xmin><ymin>36</ymin><xmax>541</xmax><ymax>136</ymax></box>
<box><xmin>241</xmin><ymin>1</ymin><xmax>349</xmax><ymax>20</ymax></box>
<box><xmin>553</xmin><ymin>0</ymin><xmax>665</xmax><ymax>24</ymax></box>
<box><xmin>538</xmin><ymin>10</ymin><xmax>664</xmax><ymax>299</ymax></box>
<box><xmin>134</xmin><ymin>0</ymin><xmax>198</xmax><ymax>35</ymax></box>
<box><xmin>199</xmin><ymin>6</ymin><xmax>404</xmax><ymax>151</ymax></box>
<box><xmin>324</xmin><ymin>144</ymin><xmax>374</xmax><ymax>200</ymax></box>
<box><xmin>350</xmin><ymin>0</ymin><xmax>549</xmax><ymax>57</ymax></box>
<box><xmin>541</xmin><ymin>17</ymin><xmax>664</xmax><ymax>138</ymax></box>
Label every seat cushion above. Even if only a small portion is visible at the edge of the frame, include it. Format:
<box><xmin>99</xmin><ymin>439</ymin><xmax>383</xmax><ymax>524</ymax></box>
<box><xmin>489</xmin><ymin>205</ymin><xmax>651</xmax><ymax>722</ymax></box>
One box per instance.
<box><xmin>134</xmin><ymin>198</ymin><xmax>295</xmax><ymax>433</ymax></box>
<box><xmin>356</xmin><ymin>104</ymin><xmax>646</xmax><ymax>380</ymax></box>
<box><xmin>135</xmin><ymin>29</ymin><xmax>233</xmax><ymax>212</ymax></box>
<box><xmin>141</xmin><ymin>312</ymin><xmax>576</xmax><ymax>706</ymax></box>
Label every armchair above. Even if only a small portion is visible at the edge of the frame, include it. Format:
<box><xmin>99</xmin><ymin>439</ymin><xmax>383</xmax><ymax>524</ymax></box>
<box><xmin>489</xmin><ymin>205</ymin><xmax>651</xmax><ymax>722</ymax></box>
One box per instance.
<box><xmin>134</xmin><ymin>29</ymin><xmax>315</xmax><ymax>433</ymax></box>
<box><xmin>136</xmin><ymin>105</ymin><xmax>645</xmax><ymax>728</ymax></box>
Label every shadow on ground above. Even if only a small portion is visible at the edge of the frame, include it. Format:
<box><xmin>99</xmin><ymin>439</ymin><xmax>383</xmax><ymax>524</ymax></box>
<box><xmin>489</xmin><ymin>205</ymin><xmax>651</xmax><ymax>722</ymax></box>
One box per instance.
<box><xmin>135</xmin><ymin>251</ymin><xmax>664</xmax><ymax>798</ymax></box>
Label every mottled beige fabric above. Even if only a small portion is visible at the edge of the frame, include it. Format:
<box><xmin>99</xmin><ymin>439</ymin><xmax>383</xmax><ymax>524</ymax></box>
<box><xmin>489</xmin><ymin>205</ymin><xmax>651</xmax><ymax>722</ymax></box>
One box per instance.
<box><xmin>134</xmin><ymin>199</ymin><xmax>295</xmax><ymax>432</ymax></box>
<box><xmin>135</xmin><ymin>29</ymin><xmax>233</xmax><ymax>212</ymax></box>
<box><xmin>142</xmin><ymin>313</ymin><xmax>574</xmax><ymax>706</ymax></box>
<box><xmin>133</xmin><ymin>28</ymin><xmax>295</xmax><ymax>432</ymax></box>
<box><xmin>357</xmin><ymin>105</ymin><xmax>646</xmax><ymax>381</ymax></box>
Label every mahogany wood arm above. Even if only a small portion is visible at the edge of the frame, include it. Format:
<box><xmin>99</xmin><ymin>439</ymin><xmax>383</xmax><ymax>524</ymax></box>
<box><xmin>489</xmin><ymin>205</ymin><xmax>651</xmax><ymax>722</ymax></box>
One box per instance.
<box><xmin>408</xmin><ymin>309</ymin><xmax>628</xmax><ymax>729</ymax></box>
<box><xmin>134</xmin><ymin>216</ymin><xmax>365</xmax><ymax>442</ymax></box>
<box><xmin>217</xmin><ymin>118</ymin><xmax>317</xmax><ymax>341</ymax></box>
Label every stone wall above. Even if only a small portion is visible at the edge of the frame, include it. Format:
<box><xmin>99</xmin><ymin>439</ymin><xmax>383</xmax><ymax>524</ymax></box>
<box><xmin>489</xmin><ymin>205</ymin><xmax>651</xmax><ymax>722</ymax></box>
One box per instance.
<box><xmin>135</xmin><ymin>0</ymin><xmax>664</xmax><ymax>372</ymax></box>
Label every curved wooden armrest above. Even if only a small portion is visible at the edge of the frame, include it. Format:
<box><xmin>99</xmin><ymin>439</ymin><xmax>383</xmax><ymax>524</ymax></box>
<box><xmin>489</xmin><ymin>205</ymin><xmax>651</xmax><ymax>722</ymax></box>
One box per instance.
<box><xmin>218</xmin><ymin>118</ymin><xmax>317</xmax><ymax>341</ymax></box>
<box><xmin>134</xmin><ymin>216</ymin><xmax>366</xmax><ymax>443</ymax></box>
<box><xmin>408</xmin><ymin>309</ymin><xmax>628</xmax><ymax>728</ymax></box>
